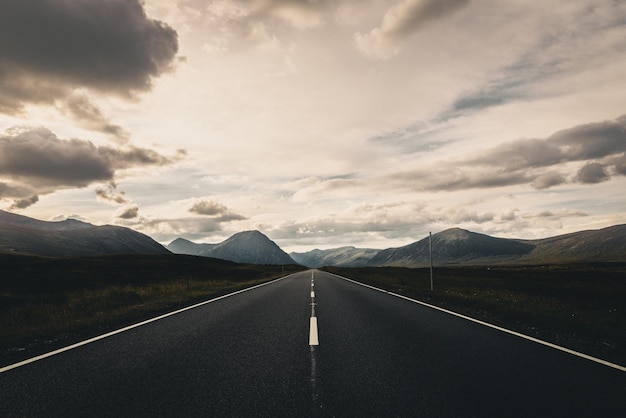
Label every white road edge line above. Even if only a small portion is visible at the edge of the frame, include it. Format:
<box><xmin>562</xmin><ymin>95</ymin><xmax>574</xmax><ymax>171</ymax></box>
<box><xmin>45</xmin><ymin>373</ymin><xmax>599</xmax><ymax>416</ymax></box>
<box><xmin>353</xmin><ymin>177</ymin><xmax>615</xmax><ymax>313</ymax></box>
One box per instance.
<box><xmin>309</xmin><ymin>317</ymin><xmax>319</xmax><ymax>346</ymax></box>
<box><xmin>0</xmin><ymin>272</ymin><xmax>301</xmax><ymax>374</ymax></box>
<box><xmin>328</xmin><ymin>272</ymin><xmax>626</xmax><ymax>373</ymax></box>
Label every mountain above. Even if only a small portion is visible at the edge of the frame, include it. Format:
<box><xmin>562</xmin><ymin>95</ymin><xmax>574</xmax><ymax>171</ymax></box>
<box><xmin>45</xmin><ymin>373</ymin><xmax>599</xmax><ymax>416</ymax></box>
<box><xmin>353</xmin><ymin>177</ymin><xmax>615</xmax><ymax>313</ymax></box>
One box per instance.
<box><xmin>0</xmin><ymin>210</ymin><xmax>169</xmax><ymax>257</ymax></box>
<box><xmin>290</xmin><ymin>246</ymin><xmax>380</xmax><ymax>268</ymax></box>
<box><xmin>167</xmin><ymin>230</ymin><xmax>297</xmax><ymax>265</ymax></box>
<box><xmin>369</xmin><ymin>228</ymin><xmax>535</xmax><ymax>267</ymax></box>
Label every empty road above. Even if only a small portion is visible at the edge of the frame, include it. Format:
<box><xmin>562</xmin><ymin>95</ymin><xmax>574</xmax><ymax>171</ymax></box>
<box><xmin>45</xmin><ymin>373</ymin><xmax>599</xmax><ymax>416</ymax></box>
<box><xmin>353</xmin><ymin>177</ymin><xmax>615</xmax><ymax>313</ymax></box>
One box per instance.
<box><xmin>1</xmin><ymin>270</ymin><xmax>625</xmax><ymax>417</ymax></box>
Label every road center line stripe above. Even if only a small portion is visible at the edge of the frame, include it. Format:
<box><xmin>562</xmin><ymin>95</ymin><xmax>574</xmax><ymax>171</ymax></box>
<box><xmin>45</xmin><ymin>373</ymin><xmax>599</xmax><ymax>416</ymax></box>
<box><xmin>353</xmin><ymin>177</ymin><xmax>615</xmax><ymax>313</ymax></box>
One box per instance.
<box><xmin>309</xmin><ymin>317</ymin><xmax>319</xmax><ymax>346</ymax></box>
<box><xmin>0</xmin><ymin>272</ymin><xmax>301</xmax><ymax>374</ymax></box>
<box><xmin>311</xmin><ymin>291</ymin><xmax>315</xmax><ymax>298</ymax></box>
<box><xmin>327</xmin><ymin>271</ymin><xmax>626</xmax><ymax>373</ymax></box>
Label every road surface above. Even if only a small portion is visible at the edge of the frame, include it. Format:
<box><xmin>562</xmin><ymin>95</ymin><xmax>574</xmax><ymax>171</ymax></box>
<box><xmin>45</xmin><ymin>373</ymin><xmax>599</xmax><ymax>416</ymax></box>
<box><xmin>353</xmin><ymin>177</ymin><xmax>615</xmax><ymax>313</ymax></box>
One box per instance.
<box><xmin>1</xmin><ymin>269</ymin><xmax>625</xmax><ymax>417</ymax></box>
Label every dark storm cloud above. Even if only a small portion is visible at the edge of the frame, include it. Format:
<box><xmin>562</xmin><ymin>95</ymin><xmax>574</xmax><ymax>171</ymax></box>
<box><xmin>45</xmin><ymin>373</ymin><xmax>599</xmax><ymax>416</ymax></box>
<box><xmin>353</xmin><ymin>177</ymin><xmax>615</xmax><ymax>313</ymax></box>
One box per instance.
<box><xmin>0</xmin><ymin>128</ymin><xmax>114</xmax><ymax>186</ymax></box>
<box><xmin>0</xmin><ymin>0</ymin><xmax>178</xmax><ymax>112</ymax></box>
<box><xmin>0</xmin><ymin>70</ymin><xmax>66</xmax><ymax>115</ymax></box>
<box><xmin>472</xmin><ymin>138</ymin><xmax>566</xmax><ymax>171</ymax></box>
<box><xmin>469</xmin><ymin>116</ymin><xmax>626</xmax><ymax>186</ymax></box>
<box><xmin>189</xmin><ymin>200</ymin><xmax>247</xmax><ymax>222</ymax></box>
<box><xmin>0</xmin><ymin>128</ymin><xmax>181</xmax><ymax>204</ymax></box>
<box><xmin>117</xmin><ymin>205</ymin><xmax>139</xmax><ymax>220</ymax></box>
<box><xmin>531</xmin><ymin>172</ymin><xmax>566</xmax><ymax>190</ymax></box>
<box><xmin>549</xmin><ymin>116</ymin><xmax>626</xmax><ymax>159</ymax></box>
<box><xmin>576</xmin><ymin>163</ymin><xmax>610</xmax><ymax>184</ymax></box>
<box><xmin>467</xmin><ymin>116</ymin><xmax>626</xmax><ymax>185</ymax></box>
<box><xmin>9</xmin><ymin>195</ymin><xmax>39</xmax><ymax>210</ymax></box>
<box><xmin>383</xmin><ymin>167</ymin><xmax>531</xmax><ymax>192</ymax></box>
<box><xmin>382</xmin><ymin>115</ymin><xmax>626</xmax><ymax>192</ymax></box>
<box><xmin>0</xmin><ymin>181</ymin><xmax>32</xmax><ymax>199</ymax></box>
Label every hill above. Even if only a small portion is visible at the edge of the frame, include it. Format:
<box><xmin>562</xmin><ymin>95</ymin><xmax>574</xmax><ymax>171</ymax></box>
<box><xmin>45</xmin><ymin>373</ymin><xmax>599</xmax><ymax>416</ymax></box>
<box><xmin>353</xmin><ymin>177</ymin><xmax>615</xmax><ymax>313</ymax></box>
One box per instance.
<box><xmin>168</xmin><ymin>230</ymin><xmax>297</xmax><ymax>265</ymax></box>
<box><xmin>168</xmin><ymin>237</ymin><xmax>216</xmax><ymax>256</ymax></box>
<box><xmin>290</xmin><ymin>246</ymin><xmax>380</xmax><ymax>268</ymax></box>
<box><xmin>0</xmin><ymin>210</ymin><xmax>169</xmax><ymax>257</ymax></box>
<box><xmin>520</xmin><ymin>224</ymin><xmax>626</xmax><ymax>264</ymax></box>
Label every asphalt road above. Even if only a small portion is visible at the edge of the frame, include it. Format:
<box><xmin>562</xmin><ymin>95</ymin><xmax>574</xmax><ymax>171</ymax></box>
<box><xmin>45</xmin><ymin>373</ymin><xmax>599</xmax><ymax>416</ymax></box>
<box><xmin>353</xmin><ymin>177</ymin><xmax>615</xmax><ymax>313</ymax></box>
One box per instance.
<box><xmin>1</xmin><ymin>270</ymin><xmax>625</xmax><ymax>417</ymax></box>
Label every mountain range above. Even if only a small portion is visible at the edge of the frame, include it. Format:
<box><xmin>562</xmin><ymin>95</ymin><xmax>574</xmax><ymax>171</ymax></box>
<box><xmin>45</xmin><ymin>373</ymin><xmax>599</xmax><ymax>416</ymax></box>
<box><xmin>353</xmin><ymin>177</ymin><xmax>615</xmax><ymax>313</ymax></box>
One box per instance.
<box><xmin>0</xmin><ymin>210</ymin><xmax>168</xmax><ymax>257</ymax></box>
<box><xmin>2</xmin><ymin>210</ymin><xmax>624</xmax><ymax>266</ymax></box>
<box><xmin>291</xmin><ymin>225</ymin><xmax>626</xmax><ymax>267</ymax></box>
<box><xmin>168</xmin><ymin>231</ymin><xmax>296</xmax><ymax>265</ymax></box>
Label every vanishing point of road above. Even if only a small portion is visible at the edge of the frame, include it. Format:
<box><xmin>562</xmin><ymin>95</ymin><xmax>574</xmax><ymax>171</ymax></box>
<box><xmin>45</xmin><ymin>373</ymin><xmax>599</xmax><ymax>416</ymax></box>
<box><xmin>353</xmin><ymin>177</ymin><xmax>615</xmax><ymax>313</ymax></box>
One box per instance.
<box><xmin>1</xmin><ymin>270</ymin><xmax>625</xmax><ymax>417</ymax></box>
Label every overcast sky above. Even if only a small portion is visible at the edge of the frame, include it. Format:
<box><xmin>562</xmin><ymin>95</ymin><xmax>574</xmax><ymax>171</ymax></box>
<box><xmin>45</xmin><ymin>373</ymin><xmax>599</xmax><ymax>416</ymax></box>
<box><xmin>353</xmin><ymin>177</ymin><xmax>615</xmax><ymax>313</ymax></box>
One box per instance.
<box><xmin>1</xmin><ymin>0</ymin><xmax>625</xmax><ymax>251</ymax></box>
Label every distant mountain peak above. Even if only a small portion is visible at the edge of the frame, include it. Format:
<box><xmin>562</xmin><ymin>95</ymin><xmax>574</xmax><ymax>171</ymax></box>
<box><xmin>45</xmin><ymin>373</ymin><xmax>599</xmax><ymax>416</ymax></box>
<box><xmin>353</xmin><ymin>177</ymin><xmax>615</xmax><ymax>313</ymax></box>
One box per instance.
<box><xmin>435</xmin><ymin>228</ymin><xmax>472</xmax><ymax>241</ymax></box>
<box><xmin>229</xmin><ymin>230</ymin><xmax>266</xmax><ymax>239</ymax></box>
<box><xmin>169</xmin><ymin>237</ymin><xmax>193</xmax><ymax>245</ymax></box>
<box><xmin>167</xmin><ymin>230</ymin><xmax>296</xmax><ymax>265</ymax></box>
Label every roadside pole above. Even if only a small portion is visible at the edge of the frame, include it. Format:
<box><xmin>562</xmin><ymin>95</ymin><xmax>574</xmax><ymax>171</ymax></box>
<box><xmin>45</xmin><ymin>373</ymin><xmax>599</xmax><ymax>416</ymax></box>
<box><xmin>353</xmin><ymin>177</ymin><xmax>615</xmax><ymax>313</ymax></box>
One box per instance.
<box><xmin>429</xmin><ymin>232</ymin><xmax>433</xmax><ymax>291</ymax></box>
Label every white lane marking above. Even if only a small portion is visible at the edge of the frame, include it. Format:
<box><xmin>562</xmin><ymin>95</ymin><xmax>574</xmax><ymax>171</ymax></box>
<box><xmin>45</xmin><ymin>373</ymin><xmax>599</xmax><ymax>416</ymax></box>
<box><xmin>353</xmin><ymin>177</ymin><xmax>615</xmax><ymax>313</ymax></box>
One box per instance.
<box><xmin>309</xmin><ymin>270</ymin><xmax>319</xmax><ymax>346</ymax></box>
<box><xmin>1</xmin><ymin>272</ymin><xmax>303</xmax><ymax>374</ymax></box>
<box><xmin>327</xmin><ymin>272</ymin><xmax>626</xmax><ymax>373</ymax></box>
<box><xmin>309</xmin><ymin>316</ymin><xmax>319</xmax><ymax>346</ymax></box>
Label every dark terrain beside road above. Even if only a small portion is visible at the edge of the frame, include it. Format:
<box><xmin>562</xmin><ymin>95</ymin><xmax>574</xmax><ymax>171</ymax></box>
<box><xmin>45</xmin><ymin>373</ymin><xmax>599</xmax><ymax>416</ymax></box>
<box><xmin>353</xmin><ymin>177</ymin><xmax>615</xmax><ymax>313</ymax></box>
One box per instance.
<box><xmin>323</xmin><ymin>263</ymin><xmax>626</xmax><ymax>366</ymax></box>
<box><xmin>0</xmin><ymin>253</ymin><xmax>305</xmax><ymax>366</ymax></box>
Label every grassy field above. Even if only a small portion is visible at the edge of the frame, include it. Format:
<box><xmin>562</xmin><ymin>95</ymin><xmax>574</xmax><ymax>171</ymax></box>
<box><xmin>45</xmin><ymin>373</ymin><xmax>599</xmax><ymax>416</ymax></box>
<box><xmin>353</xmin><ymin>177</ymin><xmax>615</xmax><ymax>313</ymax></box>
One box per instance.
<box><xmin>0</xmin><ymin>253</ymin><xmax>305</xmax><ymax>365</ymax></box>
<box><xmin>323</xmin><ymin>263</ymin><xmax>626</xmax><ymax>367</ymax></box>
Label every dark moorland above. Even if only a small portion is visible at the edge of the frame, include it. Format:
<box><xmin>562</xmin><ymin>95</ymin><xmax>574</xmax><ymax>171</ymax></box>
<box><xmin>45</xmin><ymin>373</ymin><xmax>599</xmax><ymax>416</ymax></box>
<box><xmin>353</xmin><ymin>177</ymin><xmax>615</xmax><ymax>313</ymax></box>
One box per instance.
<box><xmin>2</xmin><ymin>253</ymin><xmax>625</xmax><ymax>369</ymax></box>
<box><xmin>0</xmin><ymin>253</ymin><xmax>305</xmax><ymax>367</ymax></box>
<box><xmin>324</xmin><ymin>263</ymin><xmax>626</xmax><ymax>367</ymax></box>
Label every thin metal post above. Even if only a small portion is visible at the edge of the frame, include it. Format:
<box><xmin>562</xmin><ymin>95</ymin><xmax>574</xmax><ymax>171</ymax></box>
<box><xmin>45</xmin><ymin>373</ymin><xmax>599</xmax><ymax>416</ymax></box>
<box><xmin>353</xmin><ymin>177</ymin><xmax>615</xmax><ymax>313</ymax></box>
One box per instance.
<box><xmin>429</xmin><ymin>232</ymin><xmax>433</xmax><ymax>291</ymax></box>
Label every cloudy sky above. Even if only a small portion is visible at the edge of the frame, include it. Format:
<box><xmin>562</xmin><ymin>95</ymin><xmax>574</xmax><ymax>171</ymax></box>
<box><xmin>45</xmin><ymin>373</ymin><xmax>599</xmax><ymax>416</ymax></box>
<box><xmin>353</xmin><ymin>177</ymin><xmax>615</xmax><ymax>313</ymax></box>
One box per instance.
<box><xmin>1</xmin><ymin>0</ymin><xmax>625</xmax><ymax>251</ymax></box>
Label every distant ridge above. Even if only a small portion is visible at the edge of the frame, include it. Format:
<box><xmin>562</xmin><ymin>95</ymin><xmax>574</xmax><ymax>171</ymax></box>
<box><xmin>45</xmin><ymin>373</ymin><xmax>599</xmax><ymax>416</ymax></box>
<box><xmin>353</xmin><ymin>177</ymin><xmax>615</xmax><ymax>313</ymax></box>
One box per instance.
<box><xmin>0</xmin><ymin>210</ymin><xmax>169</xmax><ymax>257</ymax></box>
<box><xmin>290</xmin><ymin>246</ymin><xmax>380</xmax><ymax>268</ymax></box>
<box><xmin>519</xmin><ymin>224</ymin><xmax>626</xmax><ymax>264</ymax></box>
<box><xmin>168</xmin><ymin>230</ymin><xmax>297</xmax><ymax>265</ymax></box>
<box><xmin>291</xmin><ymin>225</ymin><xmax>626</xmax><ymax>267</ymax></box>
<box><xmin>168</xmin><ymin>237</ymin><xmax>216</xmax><ymax>256</ymax></box>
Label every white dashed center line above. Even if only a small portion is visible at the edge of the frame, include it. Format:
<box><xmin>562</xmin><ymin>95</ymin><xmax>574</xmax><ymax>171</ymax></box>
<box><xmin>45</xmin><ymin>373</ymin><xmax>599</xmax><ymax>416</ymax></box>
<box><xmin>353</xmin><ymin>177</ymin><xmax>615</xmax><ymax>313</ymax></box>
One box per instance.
<box><xmin>309</xmin><ymin>273</ymin><xmax>318</xmax><ymax>346</ymax></box>
<box><xmin>309</xmin><ymin>317</ymin><xmax>319</xmax><ymax>346</ymax></box>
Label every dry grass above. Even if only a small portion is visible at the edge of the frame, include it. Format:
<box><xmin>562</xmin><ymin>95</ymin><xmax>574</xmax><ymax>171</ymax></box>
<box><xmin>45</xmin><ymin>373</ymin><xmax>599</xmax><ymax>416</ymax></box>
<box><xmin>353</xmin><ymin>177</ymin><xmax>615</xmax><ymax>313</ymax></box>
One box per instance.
<box><xmin>323</xmin><ymin>263</ymin><xmax>626</xmax><ymax>366</ymax></box>
<box><xmin>0</xmin><ymin>253</ymin><xmax>304</xmax><ymax>363</ymax></box>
